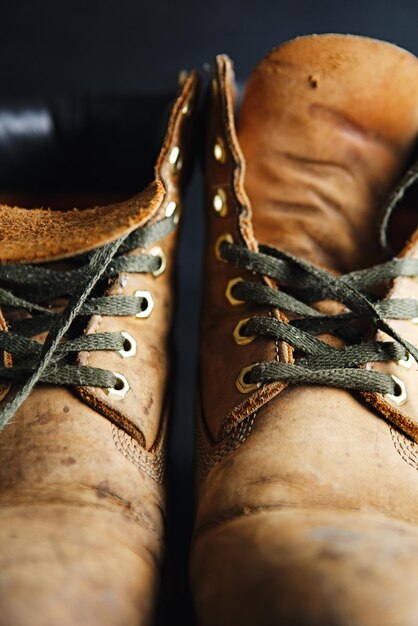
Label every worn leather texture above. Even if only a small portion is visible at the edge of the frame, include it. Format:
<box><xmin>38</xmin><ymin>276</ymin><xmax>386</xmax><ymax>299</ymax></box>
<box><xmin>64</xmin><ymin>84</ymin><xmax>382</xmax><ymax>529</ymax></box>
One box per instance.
<box><xmin>199</xmin><ymin>55</ymin><xmax>290</xmax><ymax>444</ymax></box>
<box><xmin>193</xmin><ymin>35</ymin><xmax>418</xmax><ymax>626</ymax></box>
<box><xmin>0</xmin><ymin>73</ymin><xmax>198</xmax><ymax>626</ymax></box>
<box><xmin>0</xmin><ymin>182</ymin><xmax>164</xmax><ymax>263</ymax></box>
<box><xmin>76</xmin><ymin>72</ymin><xmax>198</xmax><ymax>449</ymax></box>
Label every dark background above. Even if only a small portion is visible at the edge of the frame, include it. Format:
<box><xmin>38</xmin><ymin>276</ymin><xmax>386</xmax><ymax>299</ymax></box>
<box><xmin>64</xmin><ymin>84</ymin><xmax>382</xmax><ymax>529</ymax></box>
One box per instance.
<box><xmin>1</xmin><ymin>1</ymin><xmax>417</xmax><ymax>624</ymax></box>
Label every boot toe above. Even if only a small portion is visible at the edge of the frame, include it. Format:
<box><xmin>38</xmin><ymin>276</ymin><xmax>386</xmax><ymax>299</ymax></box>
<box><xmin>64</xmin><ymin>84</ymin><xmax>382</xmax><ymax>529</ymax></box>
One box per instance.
<box><xmin>192</xmin><ymin>508</ymin><xmax>418</xmax><ymax>626</ymax></box>
<box><xmin>0</xmin><ymin>500</ymin><xmax>161</xmax><ymax>626</ymax></box>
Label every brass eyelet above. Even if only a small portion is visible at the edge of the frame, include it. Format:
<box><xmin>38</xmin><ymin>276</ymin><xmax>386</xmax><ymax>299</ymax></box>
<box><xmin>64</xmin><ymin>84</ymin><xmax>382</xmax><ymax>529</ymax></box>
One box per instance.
<box><xmin>385</xmin><ymin>375</ymin><xmax>407</xmax><ymax>407</ymax></box>
<box><xmin>233</xmin><ymin>318</ymin><xmax>256</xmax><ymax>345</ymax></box>
<box><xmin>225</xmin><ymin>277</ymin><xmax>245</xmax><ymax>305</ymax></box>
<box><xmin>398</xmin><ymin>353</ymin><xmax>415</xmax><ymax>369</ymax></box>
<box><xmin>169</xmin><ymin>146</ymin><xmax>182</xmax><ymax>173</ymax></box>
<box><xmin>119</xmin><ymin>332</ymin><xmax>137</xmax><ymax>359</ymax></box>
<box><xmin>213</xmin><ymin>188</ymin><xmax>228</xmax><ymax>217</ymax></box>
<box><xmin>165</xmin><ymin>200</ymin><xmax>177</xmax><ymax>218</ymax></box>
<box><xmin>236</xmin><ymin>363</ymin><xmax>262</xmax><ymax>394</ymax></box>
<box><xmin>149</xmin><ymin>246</ymin><xmax>167</xmax><ymax>277</ymax></box>
<box><xmin>134</xmin><ymin>290</ymin><xmax>154</xmax><ymax>318</ymax></box>
<box><xmin>105</xmin><ymin>372</ymin><xmax>130</xmax><ymax>400</ymax></box>
<box><xmin>182</xmin><ymin>101</ymin><xmax>191</xmax><ymax>116</ymax></box>
<box><xmin>213</xmin><ymin>136</ymin><xmax>226</xmax><ymax>163</ymax></box>
<box><xmin>215</xmin><ymin>233</ymin><xmax>233</xmax><ymax>262</ymax></box>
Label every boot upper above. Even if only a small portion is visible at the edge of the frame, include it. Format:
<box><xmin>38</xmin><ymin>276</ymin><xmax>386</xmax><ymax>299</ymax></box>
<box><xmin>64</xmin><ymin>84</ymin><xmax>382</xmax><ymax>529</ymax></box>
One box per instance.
<box><xmin>0</xmin><ymin>73</ymin><xmax>198</xmax><ymax>626</ymax></box>
<box><xmin>193</xmin><ymin>35</ymin><xmax>418</xmax><ymax>626</ymax></box>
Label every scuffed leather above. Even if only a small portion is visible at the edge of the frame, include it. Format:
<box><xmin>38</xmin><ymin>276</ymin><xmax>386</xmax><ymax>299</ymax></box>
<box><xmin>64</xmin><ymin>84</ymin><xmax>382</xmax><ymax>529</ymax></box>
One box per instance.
<box><xmin>363</xmin><ymin>231</ymin><xmax>418</xmax><ymax>441</ymax></box>
<box><xmin>0</xmin><ymin>182</ymin><xmax>164</xmax><ymax>263</ymax></box>
<box><xmin>0</xmin><ymin>72</ymin><xmax>198</xmax><ymax>626</ymax></box>
<box><xmin>77</xmin><ymin>72</ymin><xmax>198</xmax><ymax>449</ymax></box>
<box><xmin>193</xmin><ymin>34</ymin><xmax>418</xmax><ymax>626</ymax></box>
<box><xmin>0</xmin><ymin>387</ymin><xmax>166</xmax><ymax>626</ymax></box>
<box><xmin>238</xmin><ymin>34</ymin><xmax>418</xmax><ymax>272</ymax></box>
<box><xmin>200</xmin><ymin>56</ymin><xmax>290</xmax><ymax>444</ymax></box>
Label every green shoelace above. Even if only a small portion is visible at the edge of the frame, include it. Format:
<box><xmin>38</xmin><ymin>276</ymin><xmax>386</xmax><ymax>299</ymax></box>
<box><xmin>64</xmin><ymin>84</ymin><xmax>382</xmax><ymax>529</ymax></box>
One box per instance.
<box><xmin>220</xmin><ymin>239</ymin><xmax>418</xmax><ymax>397</ymax></box>
<box><xmin>0</xmin><ymin>214</ymin><xmax>175</xmax><ymax>430</ymax></box>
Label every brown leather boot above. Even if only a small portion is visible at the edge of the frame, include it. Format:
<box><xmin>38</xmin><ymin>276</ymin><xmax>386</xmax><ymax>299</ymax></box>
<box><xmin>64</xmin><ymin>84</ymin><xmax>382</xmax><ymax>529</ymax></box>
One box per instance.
<box><xmin>192</xmin><ymin>34</ymin><xmax>418</xmax><ymax>626</ymax></box>
<box><xmin>0</xmin><ymin>74</ymin><xmax>197</xmax><ymax>625</ymax></box>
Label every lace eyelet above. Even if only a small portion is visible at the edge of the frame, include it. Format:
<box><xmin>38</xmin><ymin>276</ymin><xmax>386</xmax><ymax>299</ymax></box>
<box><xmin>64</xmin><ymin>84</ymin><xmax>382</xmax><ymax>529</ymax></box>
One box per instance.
<box><xmin>225</xmin><ymin>277</ymin><xmax>245</xmax><ymax>306</ymax></box>
<box><xmin>166</xmin><ymin>200</ymin><xmax>179</xmax><ymax>224</ymax></box>
<box><xmin>149</xmin><ymin>246</ymin><xmax>167</xmax><ymax>277</ymax></box>
<box><xmin>105</xmin><ymin>372</ymin><xmax>130</xmax><ymax>400</ymax></box>
<box><xmin>134</xmin><ymin>291</ymin><xmax>154</xmax><ymax>318</ymax></box>
<box><xmin>233</xmin><ymin>318</ymin><xmax>256</xmax><ymax>345</ymax></box>
<box><xmin>213</xmin><ymin>189</ymin><xmax>228</xmax><ymax>217</ymax></box>
<box><xmin>182</xmin><ymin>101</ymin><xmax>191</xmax><ymax>116</ymax></box>
<box><xmin>215</xmin><ymin>233</ymin><xmax>233</xmax><ymax>262</ymax></box>
<box><xmin>398</xmin><ymin>353</ymin><xmax>415</xmax><ymax>369</ymax></box>
<box><xmin>385</xmin><ymin>375</ymin><xmax>407</xmax><ymax>407</ymax></box>
<box><xmin>213</xmin><ymin>136</ymin><xmax>226</xmax><ymax>163</ymax></box>
<box><xmin>165</xmin><ymin>200</ymin><xmax>177</xmax><ymax>218</ymax></box>
<box><xmin>118</xmin><ymin>332</ymin><xmax>137</xmax><ymax>359</ymax></box>
<box><xmin>236</xmin><ymin>363</ymin><xmax>262</xmax><ymax>394</ymax></box>
<box><xmin>169</xmin><ymin>146</ymin><xmax>182</xmax><ymax>173</ymax></box>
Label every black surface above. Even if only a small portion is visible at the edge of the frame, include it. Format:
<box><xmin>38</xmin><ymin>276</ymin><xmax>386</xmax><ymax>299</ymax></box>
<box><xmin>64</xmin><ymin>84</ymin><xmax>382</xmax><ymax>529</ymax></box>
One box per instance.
<box><xmin>0</xmin><ymin>95</ymin><xmax>173</xmax><ymax>190</ymax></box>
<box><xmin>1</xmin><ymin>0</ymin><xmax>418</xmax><ymax>94</ymax></box>
<box><xmin>1</xmin><ymin>1</ymin><xmax>418</xmax><ymax>624</ymax></box>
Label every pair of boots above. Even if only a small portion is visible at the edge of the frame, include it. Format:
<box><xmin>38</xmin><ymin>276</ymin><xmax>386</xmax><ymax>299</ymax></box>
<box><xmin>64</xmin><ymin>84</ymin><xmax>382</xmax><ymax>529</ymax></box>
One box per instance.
<box><xmin>1</xmin><ymin>33</ymin><xmax>418</xmax><ymax>626</ymax></box>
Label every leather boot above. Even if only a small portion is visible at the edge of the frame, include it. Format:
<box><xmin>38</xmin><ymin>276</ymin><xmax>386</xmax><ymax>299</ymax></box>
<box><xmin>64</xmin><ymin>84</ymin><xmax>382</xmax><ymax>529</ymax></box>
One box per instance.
<box><xmin>192</xmin><ymin>34</ymin><xmax>418</xmax><ymax>626</ymax></box>
<box><xmin>0</xmin><ymin>73</ymin><xmax>198</xmax><ymax>625</ymax></box>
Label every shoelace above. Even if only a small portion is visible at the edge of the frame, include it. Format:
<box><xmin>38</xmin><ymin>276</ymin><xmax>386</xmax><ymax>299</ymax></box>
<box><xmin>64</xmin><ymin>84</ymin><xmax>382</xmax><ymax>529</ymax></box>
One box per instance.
<box><xmin>220</xmin><ymin>239</ymin><xmax>418</xmax><ymax>398</ymax></box>
<box><xmin>0</xmin><ymin>214</ymin><xmax>175</xmax><ymax>430</ymax></box>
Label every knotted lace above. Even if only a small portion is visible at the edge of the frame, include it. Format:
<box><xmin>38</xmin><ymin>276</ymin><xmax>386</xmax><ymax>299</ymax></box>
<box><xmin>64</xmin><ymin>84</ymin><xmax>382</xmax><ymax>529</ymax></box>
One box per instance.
<box><xmin>0</xmin><ymin>214</ymin><xmax>175</xmax><ymax>430</ymax></box>
<box><xmin>220</xmin><ymin>239</ymin><xmax>418</xmax><ymax>395</ymax></box>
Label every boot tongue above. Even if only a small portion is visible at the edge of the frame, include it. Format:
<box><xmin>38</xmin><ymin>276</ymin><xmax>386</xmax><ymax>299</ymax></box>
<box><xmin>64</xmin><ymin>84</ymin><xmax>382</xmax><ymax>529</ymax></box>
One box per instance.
<box><xmin>238</xmin><ymin>34</ymin><xmax>418</xmax><ymax>273</ymax></box>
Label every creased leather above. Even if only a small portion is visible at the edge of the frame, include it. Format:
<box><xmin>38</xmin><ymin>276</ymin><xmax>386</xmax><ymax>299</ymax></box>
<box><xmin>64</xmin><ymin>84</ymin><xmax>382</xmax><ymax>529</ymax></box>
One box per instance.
<box><xmin>0</xmin><ymin>72</ymin><xmax>198</xmax><ymax>626</ymax></box>
<box><xmin>238</xmin><ymin>34</ymin><xmax>418</xmax><ymax>272</ymax></box>
<box><xmin>193</xmin><ymin>35</ymin><xmax>418</xmax><ymax>626</ymax></box>
<box><xmin>236</xmin><ymin>34</ymin><xmax>418</xmax><ymax>444</ymax></box>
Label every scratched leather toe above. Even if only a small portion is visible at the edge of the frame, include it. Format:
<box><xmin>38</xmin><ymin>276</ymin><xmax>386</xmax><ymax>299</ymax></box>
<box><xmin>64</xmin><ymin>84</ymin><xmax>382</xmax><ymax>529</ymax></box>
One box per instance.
<box><xmin>192</xmin><ymin>35</ymin><xmax>418</xmax><ymax>626</ymax></box>
<box><xmin>0</xmin><ymin>73</ymin><xmax>198</xmax><ymax>626</ymax></box>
